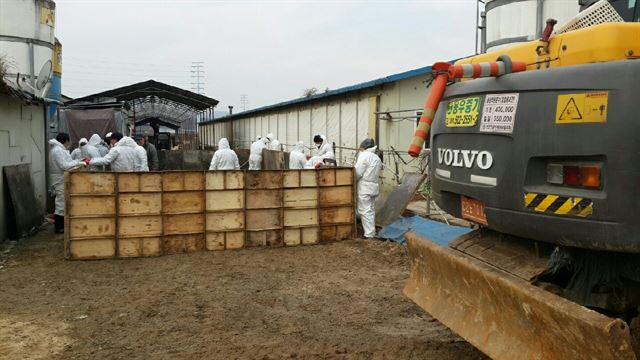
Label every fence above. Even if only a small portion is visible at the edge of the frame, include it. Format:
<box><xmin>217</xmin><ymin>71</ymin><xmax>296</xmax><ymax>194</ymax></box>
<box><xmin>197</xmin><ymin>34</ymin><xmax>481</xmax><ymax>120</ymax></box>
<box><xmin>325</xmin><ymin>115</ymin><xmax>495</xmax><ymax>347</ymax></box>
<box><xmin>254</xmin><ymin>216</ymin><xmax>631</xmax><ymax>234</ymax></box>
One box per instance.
<box><xmin>64</xmin><ymin>168</ymin><xmax>356</xmax><ymax>260</ymax></box>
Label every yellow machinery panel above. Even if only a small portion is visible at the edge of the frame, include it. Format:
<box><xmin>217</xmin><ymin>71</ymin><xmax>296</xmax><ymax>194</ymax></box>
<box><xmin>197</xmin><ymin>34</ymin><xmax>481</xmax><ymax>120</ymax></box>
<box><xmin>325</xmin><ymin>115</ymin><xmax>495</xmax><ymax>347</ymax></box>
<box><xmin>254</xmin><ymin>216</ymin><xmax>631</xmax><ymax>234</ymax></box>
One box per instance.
<box><xmin>456</xmin><ymin>23</ymin><xmax>640</xmax><ymax>71</ymax></box>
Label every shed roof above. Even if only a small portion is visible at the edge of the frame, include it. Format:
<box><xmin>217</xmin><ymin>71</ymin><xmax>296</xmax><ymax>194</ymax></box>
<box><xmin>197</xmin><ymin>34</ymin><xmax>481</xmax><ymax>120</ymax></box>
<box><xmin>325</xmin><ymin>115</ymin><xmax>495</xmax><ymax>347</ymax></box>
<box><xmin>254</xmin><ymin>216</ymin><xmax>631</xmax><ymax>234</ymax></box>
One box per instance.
<box><xmin>204</xmin><ymin>64</ymin><xmax>435</xmax><ymax>124</ymax></box>
<box><xmin>66</xmin><ymin>80</ymin><xmax>219</xmax><ymax>110</ymax></box>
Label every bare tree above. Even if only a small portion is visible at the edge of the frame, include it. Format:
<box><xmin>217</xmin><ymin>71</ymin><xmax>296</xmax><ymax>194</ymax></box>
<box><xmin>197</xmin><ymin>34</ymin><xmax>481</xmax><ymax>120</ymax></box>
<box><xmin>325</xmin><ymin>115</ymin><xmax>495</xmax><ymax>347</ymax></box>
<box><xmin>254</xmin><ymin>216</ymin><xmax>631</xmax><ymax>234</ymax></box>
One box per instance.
<box><xmin>302</xmin><ymin>87</ymin><xmax>318</xmax><ymax>97</ymax></box>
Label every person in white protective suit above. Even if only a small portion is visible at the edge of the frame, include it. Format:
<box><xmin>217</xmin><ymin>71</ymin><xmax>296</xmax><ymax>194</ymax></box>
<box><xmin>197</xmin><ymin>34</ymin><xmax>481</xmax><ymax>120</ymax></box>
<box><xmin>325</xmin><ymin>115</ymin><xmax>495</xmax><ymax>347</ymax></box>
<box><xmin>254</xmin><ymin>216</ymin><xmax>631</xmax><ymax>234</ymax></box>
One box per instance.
<box><xmin>49</xmin><ymin>132</ymin><xmax>87</xmax><ymax>233</ymax></box>
<box><xmin>312</xmin><ymin>134</ymin><xmax>335</xmax><ymax>160</ymax></box>
<box><xmin>209</xmin><ymin>138</ymin><xmax>240</xmax><ymax>170</ymax></box>
<box><xmin>288</xmin><ymin>141</ymin><xmax>307</xmax><ymax>169</ymax></box>
<box><xmin>265</xmin><ymin>133</ymin><xmax>281</xmax><ymax>151</ymax></box>
<box><xmin>249</xmin><ymin>137</ymin><xmax>268</xmax><ymax>170</ymax></box>
<box><xmin>132</xmin><ymin>137</ymin><xmax>149</xmax><ymax>171</ymax></box>
<box><xmin>83</xmin><ymin>134</ymin><xmax>104</xmax><ymax>171</ymax></box>
<box><xmin>89</xmin><ymin>132</ymin><xmax>139</xmax><ymax>172</ymax></box>
<box><xmin>70</xmin><ymin>138</ymin><xmax>87</xmax><ymax>160</ymax></box>
<box><xmin>304</xmin><ymin>156</ymin><xmax>324</xmax><ymax>169</ymax></box>
<box><xmin>355</xmin><ymin>138</ymin><xmax>382</xmax><ymax>239</ymax></box>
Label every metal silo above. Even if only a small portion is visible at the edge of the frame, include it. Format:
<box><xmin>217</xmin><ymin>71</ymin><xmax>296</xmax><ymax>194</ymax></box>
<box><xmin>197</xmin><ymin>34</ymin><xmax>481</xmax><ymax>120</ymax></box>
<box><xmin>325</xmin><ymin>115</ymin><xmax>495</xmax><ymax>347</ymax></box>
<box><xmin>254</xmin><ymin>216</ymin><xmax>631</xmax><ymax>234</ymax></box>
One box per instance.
<box><xmin>484</xmin><ymin>0</ymin><xmax>579</xmax><ymax>52</ymax></box>
<box><xmin>0</xmin><ymin>0</ymin><xmax>56</xmax><ymax>95</ymax></box>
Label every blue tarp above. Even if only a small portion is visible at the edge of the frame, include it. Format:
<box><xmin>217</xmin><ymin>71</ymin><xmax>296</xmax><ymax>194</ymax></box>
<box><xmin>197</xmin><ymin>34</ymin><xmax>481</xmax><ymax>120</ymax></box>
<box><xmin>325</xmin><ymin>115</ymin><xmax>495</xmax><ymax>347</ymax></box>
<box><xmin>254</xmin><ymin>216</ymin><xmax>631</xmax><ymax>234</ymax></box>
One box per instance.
<box><xmin>378</xmin><ymin>216</ymin><xmax>473</xmax><ymax>246</ymax></box>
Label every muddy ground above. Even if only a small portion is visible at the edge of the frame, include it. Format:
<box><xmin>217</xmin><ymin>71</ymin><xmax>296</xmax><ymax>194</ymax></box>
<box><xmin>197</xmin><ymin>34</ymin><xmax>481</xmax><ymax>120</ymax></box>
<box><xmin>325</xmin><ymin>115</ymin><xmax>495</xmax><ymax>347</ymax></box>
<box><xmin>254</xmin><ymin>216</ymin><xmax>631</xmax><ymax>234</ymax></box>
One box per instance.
<box><xmin>0</xmin><ymin>227</ymin><xmax>486</xmax><ymax>359</ymax></box>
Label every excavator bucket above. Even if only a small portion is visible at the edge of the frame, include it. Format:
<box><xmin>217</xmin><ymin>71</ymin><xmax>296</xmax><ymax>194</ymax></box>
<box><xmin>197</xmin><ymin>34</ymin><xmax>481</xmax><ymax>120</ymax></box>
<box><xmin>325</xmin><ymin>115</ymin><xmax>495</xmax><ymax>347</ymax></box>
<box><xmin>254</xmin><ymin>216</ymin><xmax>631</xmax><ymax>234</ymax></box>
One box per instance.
<box><xmin>404</xmin><ymin>231</ymin><xmax>638</xmax><ymax>360</ymax></box>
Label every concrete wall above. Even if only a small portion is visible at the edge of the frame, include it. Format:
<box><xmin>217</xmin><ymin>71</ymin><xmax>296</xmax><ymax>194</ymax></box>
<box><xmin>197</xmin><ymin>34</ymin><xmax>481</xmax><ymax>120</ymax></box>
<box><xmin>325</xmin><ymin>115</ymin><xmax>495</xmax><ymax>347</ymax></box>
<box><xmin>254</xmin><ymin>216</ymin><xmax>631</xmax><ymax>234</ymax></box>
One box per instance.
<box><xmin>0</xmin><ymin>94</ymin><xmax>47</xmax><ymax>240</ymax></box>
<box><xmin>199</xmin><ymin>73</ymin><xmax>433</xmax><ymax>195</ymax></box>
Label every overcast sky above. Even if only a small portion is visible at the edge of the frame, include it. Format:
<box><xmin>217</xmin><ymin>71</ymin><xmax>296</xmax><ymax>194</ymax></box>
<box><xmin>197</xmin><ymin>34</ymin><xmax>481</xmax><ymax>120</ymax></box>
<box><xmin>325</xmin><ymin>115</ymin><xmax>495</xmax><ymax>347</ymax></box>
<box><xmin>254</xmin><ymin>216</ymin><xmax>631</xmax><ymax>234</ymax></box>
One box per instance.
<box><xmin>56</xmin><ymin>0</ymin><xmax>478</xmax><ymax>112</ymax></box>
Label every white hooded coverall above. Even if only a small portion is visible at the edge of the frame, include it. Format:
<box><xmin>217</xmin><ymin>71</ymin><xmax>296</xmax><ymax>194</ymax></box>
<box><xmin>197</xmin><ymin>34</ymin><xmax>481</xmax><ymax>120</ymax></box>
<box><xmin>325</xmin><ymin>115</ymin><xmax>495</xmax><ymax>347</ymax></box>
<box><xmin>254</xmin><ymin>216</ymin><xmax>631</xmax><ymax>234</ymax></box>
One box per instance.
<box><xmin>135</xmin><ymin>145</ymin><xmax>149</xmax><ymax>171</ymax></box>
<box><xmin>249</xmin><ymin>138</ymin><xmax>267</xmax><ymax>170</ymax></box>
<box><xmin>314</xmin><ymin>135</ymin><xmax>335</xmax><ymax>160</ymax></box>
<box><xmin>89</xmin><ymin>136</ymin><xmax>139</xmax><ymax>172</ymax></box>
<box><xmin>209</xmin><ymin>138</ymin><xmax>240</xmax><ymax>170</ymax></box>
<box><xmin>84</xmin><ymin>134</ymin><xmax>103</xmax><ymax>171</ymax></box>
<box><xmin>49</xmin><ymin>139</ymin><xmax>83</xmax><ymax>215</ymax></box>
<box><xmin>355</xmin><ymin>146</ymin><xmax>382</xmax><ymax>238</ymax></box>
<box><xmin>289</xmin><ymin>141</ymin><xmax>307</xmax><ymax>169</ymax></box>
<box><xmin>70</xmin><ymin>138</ymin><xmax>86</xmax><ymax>161</ymax></box>
<box><xmin>266</xmin><ymin>133</ymin><xmax>281</xmax><ymax>151</ymax></box>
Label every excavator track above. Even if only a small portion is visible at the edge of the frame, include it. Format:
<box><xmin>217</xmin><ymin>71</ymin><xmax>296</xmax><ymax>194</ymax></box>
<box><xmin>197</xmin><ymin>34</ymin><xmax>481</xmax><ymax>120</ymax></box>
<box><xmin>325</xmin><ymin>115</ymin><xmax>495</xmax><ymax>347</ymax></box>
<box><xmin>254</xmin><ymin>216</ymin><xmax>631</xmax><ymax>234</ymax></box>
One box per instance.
<box><xmin>404</xmin><ymin>230</ymin><xmax>639</xmax><ymax>359</ymax></box>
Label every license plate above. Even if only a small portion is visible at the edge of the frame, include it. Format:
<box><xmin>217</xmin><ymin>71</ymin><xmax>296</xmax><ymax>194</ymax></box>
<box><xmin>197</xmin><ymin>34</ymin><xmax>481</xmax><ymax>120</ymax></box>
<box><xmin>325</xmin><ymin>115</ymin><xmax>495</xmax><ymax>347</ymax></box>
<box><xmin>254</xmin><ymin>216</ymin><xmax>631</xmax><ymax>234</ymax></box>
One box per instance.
<box><xmin>461</xmin><ymin>196</ymin><xmax>487</xmax><ymax>225</ymax></box>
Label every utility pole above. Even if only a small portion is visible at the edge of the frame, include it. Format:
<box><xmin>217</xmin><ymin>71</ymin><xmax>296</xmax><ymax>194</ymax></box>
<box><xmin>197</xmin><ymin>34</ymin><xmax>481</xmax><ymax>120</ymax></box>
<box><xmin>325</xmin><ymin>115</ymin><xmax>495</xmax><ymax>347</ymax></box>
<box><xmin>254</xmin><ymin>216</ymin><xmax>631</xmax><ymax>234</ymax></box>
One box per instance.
<box><xmin>240</xmin><ymin>94</ymin><xmax>249</xmax><ymax>111</ymax></box>
<box><xmin>190</xmin><ymin>61</ymin><xmax>205</xmax><ymax>95</ymax></box>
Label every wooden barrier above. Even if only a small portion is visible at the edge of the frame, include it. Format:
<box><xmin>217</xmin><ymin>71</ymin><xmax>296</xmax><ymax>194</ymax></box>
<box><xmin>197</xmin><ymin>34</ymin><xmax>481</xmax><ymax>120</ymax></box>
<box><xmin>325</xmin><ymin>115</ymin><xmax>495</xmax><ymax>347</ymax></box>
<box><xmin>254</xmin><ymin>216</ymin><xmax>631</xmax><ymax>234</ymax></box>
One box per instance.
<box><xmin>64</xmin><ymin>168</ymin><xmax>356</xmax><ymax>260</ymax></box>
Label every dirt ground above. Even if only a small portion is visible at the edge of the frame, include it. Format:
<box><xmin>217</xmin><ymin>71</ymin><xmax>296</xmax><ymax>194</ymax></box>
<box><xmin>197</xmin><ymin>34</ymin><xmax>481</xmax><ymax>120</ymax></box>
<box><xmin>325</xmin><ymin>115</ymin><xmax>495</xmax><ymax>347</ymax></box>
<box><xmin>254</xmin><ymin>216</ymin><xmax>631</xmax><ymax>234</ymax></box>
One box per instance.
<box><xmin>0</xmin><ymin>227</ymin><xmax>486</xmax><ymax>360</ymax></box>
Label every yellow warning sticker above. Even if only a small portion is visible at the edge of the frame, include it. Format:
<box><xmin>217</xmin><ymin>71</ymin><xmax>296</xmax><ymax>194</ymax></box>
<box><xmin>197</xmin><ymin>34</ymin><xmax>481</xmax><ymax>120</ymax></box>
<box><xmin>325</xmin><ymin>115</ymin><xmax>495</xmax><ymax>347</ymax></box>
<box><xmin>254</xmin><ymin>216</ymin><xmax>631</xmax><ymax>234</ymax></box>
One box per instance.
<box><xmin>555</xmin><ymin>92</ymin><xmax>608</xmax><ymax>124</ymax></box>
<box><xmin>445</xmin><ymin>97</ymin><xmax>480</xmax><ymax>127</ymax></box>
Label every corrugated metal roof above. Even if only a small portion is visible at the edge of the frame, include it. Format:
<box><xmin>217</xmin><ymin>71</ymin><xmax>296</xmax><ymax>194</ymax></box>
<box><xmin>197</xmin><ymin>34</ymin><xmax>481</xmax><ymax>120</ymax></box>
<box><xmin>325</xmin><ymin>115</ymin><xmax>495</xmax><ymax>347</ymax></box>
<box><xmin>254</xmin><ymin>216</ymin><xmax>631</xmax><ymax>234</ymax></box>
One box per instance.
<box><xmin>204</xmin><ymin>64</ymin><xmax>436</xmax><ymax>124</ymax></box>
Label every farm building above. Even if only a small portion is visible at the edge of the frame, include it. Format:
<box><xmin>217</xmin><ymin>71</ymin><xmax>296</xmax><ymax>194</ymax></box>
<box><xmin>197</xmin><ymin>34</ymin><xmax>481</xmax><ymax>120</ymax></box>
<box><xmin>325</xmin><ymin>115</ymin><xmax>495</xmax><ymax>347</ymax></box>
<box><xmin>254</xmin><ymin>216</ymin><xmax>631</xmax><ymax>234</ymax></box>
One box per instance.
<box><xmin>198</xmin><ymin>64</ymin><xmax>444</xmax><ymax>194</ymax></box>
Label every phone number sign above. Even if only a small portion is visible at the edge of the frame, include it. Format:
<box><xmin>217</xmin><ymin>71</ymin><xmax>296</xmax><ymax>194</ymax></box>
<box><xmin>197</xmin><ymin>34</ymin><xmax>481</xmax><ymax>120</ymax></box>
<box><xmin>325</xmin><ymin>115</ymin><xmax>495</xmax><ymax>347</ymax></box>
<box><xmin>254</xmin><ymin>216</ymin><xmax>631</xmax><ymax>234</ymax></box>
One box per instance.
<box><xmin>480</xmin><ymin>93</ymin><xmax>519</xmax><ymax>133</ymax></box>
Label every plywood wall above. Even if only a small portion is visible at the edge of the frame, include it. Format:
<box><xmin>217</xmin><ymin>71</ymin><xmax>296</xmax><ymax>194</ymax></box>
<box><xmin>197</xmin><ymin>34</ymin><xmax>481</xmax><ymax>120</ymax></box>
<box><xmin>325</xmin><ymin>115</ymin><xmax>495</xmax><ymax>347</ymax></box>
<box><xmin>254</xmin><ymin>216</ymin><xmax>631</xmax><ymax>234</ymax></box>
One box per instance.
<box><xmin>64</xmin><ymin>168</ymin><xmax>356</xmax><ymax>260</ymax></box>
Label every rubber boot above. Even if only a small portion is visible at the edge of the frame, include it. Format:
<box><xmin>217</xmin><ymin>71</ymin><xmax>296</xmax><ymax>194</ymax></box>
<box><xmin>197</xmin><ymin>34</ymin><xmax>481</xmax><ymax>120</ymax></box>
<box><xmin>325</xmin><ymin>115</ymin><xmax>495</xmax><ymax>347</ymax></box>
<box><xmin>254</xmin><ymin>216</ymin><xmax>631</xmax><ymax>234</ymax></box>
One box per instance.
<box><xmin>54</xmin><ymin>215</ymin><xmax>64</xmax><ymax>234</ymax></box>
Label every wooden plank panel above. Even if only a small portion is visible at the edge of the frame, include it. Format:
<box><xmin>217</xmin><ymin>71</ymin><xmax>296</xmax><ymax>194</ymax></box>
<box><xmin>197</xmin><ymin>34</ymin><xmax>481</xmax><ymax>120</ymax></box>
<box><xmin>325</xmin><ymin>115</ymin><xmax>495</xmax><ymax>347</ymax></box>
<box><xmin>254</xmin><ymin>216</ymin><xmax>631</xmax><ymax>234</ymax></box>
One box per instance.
<box><xmin>320</xmin><ymin>226</ymin><xmax>337</xmax><ymax>243</ymax></box>
<box><xmin>336</xmin><ymin>225</ymin><xmax>353</xmax><ymax>241</ymax></box>
<box><xmin>284</xmin><ymin>229</ymin><xmax>301</xmax><ymax>246</ymax></box>
<box><xmin>69</xmin><ymin>217</ymin><xmax>115</xmax><ymax>239</ymax></box>
<box><xmin>320</xmin><ymin>207</ymin><xmax>354</xmax><ymax>225</ymax></box>
<box><xmin>205</xmin><ymin>172</ymin><xmax>224</xmax><ymax>190</ymax></box>
<box><xmin>206</xmin><ymin>233</ymin><xmax>225</xmax><ymax>251</ymax></box>
<box><xmin>117</xmin><ymin>173</ymin><xmax>140</xmax><ymax>192</ymax></box>
<box><xmin>319</xmin><ymin>186</ymin><xmax>353</xmax><ymax>206</ymax></box>
<box><xmin>225</xmin><ymin>171</ymin><xmax>244</xmax><ymax>189</ymax></box>
<box><xmin>320</xmin><ymin>225</ymin><xmax>353</xmax><ymax>242</ymax></box>
<box><xmin>140</xmin><ymin>173</ymin><xmax>162</xmax><ymax>192</ymax></box>
<box><xmin>335</xmin><ymin>168</ymin><xmax>353</xmax><ymax>186</ymax></box>
<box><xmin>118</xmin><ymin>238</ymin><xmax>161</xmax><ymax>258</ymax></box>
<box><xmin>246</xmin><ymin>171</ymin><xmax>282</xmax><ymax>189</ymax></box>
<box><xmin>164</xmin><ymin>234</ymin><xmax>205</xmax><ymax>254</ymax></box>
<box><xmin>246</xmin><ymin>209</ymin><xmax>281</xmax><ymax>230</ymax></box>
<box><xmin>69</xmin><ymin>172</ymin><xmax>116</xmax><ymax>194</ymax></box>
<box><xmin>206</xmin><ymin>211</ymin><xmax>244</xmax><ymax>231</ymax></box>
<box><xmin>226</xmin><ymin>232</ymin><xmax>244</xmax><ymax>249</ymax></box>
<box><xmin>118</xmin><ymin>193</ymin><xmax>162</xmax><ymax>215</ymax></box>
<box><xmin>283</xmin><ymin>188</ymin><xmax>318</xmax><ymax>208</ymax></box>
<box><xmin>246</xmin><ymin>189</ymin><xmax>282</xmax><ymax>209</ymax></box>
<box><xmin>318</xmin><ymin>168</ymin><xmax>336</xmax><ymax>187</ymax></box>
<box><xmin>164</xmin><ymin>214</ymin><xmax>205</xmax><ymax>235</ymax></box>
<box><xmin>184</xmin><ymin>172</ymin><xmax>205</xmax><ymax>190</ymax></box>
<box><xmin>69</xmin><ymin>239</ymin><xmax>116</xmax><ymax>259</ymax></box>
<box><xmin>205</xmin><ymin>190</ymin><xmax>244</xmax><ymax>211</ymax></box>
<box><xmin>163</xmin><ymin>191</ymin><xmax>204</xmax><ymax>214</ymax></box>
<box><xmin>162</xmin><ymin>172</ymin><xmax>184</xmax><ymax>191</ymax></box>
<box><xmin>302</xmin><ymin>227</ymin><xmax>319</xmax><ymax>245</ymax></box>
<box><xmin>283</xmin><ymin>170</ymin><xmax>300</xmax><ymax>188</ymax></box>
<box><xmin>118</xmin><ymin>215</ymin><xmax>162</xmax><ymax>237</ymax></box>
<box><xmin>284</xmin><ymin>209</ymin><xmax>317</xmax><ymax>227</ymax></box>
<box><xmin>141</xmin><ymin>237</ymin><xmax>162</xmax><ymax>256</ymax></box>
<box><xmin>69</xmin><ymin>196</ymin><xmax>115</xmax><ymax>217</ymax></box>
<box><xmin>300</xmin><ymin>170</ymin><xmax>317</xmax><ymax>187</ymax></box>
<box><xmin>246</xmin><ymin>230</ymin><xmax>283</xmax><ymax>247</ymax></box>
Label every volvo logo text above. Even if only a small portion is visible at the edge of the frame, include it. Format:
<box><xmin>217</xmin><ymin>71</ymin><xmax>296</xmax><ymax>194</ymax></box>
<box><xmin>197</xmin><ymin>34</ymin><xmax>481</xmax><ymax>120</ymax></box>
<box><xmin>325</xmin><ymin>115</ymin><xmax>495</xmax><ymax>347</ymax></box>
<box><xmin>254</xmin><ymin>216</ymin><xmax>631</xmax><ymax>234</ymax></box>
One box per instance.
<box><xmin>437</xmin><ymin>148</ymin><xmax>493</xmax><ymax>170</ymax></box>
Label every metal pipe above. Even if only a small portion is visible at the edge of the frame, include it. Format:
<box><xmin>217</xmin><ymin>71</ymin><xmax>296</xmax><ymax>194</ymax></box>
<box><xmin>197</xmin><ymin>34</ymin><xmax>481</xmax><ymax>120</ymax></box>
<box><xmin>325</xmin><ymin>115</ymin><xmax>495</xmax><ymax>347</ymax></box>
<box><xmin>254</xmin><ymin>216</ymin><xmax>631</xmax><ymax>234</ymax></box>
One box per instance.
<box><xmin>408</xmin><ymin>62</ymin><xmax>451</xmax><ymax>157</ymax></box>
<box><xmin>480</xmin><ymin>11</ymin><xmax>487</xmax><ymax>53</ymax></box>
<box><xmin>475</xmin><ymin>0</ymin><xmax>480</xmax><ymax>54</ymax></box>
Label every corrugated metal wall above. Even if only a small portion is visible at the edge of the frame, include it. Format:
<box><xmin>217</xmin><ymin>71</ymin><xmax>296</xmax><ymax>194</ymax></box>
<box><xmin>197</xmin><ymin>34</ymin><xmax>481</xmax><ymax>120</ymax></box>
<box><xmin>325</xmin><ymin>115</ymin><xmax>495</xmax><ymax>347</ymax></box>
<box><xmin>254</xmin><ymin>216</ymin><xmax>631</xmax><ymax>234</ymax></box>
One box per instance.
<box><xmin>199</xmin><ymin>73</ymin><xmax>432</xmax><ymax>193</ymax></box>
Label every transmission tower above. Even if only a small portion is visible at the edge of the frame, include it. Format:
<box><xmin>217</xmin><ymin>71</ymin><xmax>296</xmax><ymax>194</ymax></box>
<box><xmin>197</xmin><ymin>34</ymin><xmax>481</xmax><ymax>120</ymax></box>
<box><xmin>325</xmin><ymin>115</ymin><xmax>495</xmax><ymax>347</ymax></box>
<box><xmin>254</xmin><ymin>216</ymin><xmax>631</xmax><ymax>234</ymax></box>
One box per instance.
<box><xmin>240</xmin><ymin>94</ymin><xmax>249</xmax><ymax>111</ymax></box>
<box><xmin>190</xmin><ymin>61</ymin><xmax>205</xmax><ymax>95</ymax></box>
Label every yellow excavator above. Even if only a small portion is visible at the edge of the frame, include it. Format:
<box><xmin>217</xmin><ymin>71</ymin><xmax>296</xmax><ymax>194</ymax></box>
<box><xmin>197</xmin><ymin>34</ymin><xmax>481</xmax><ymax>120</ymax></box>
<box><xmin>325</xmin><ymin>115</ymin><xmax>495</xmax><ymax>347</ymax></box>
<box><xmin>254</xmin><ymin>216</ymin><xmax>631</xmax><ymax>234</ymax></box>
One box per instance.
<box><xmin>405</xmin><ymin>2</ymin><xmax>640</xmax><ymax>359</ymax></box>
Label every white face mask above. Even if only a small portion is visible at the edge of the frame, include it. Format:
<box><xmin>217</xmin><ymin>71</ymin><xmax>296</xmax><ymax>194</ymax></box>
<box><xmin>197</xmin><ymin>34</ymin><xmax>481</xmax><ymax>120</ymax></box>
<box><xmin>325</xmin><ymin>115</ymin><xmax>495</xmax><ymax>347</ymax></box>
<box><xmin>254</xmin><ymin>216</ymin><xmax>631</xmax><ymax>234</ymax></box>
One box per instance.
<box><xmin>315</xmin><ymin>143</ymin><xmax>321</xmax><ymax>149</ymax></box>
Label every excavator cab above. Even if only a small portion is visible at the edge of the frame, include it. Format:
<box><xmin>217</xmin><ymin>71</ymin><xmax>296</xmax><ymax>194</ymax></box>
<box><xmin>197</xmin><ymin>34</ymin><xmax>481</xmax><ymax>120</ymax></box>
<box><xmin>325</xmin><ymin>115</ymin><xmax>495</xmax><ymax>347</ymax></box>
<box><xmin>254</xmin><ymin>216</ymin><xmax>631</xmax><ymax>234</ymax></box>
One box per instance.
<box><xmin>404</xmin><ymin>10</ymin><xmax>640</xmax><ymax>360</ymax></box>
